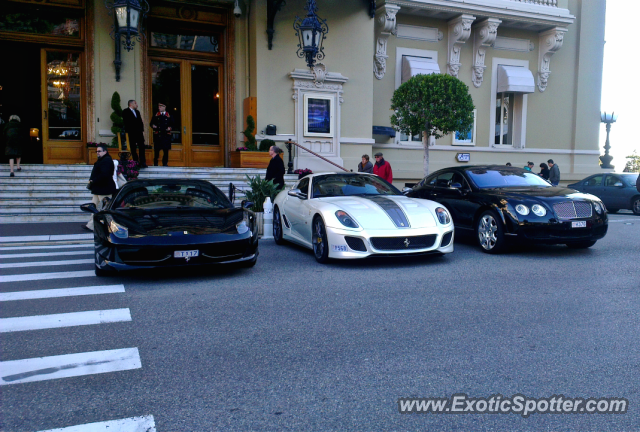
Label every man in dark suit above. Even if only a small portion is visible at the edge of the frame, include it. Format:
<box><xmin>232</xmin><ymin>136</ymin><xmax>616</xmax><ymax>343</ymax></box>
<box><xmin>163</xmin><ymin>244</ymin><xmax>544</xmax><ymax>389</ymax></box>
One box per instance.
<box><xmin>150</xmin><ymin>103</ymin><xmax>173</xmax><ymax>167</ymax></box>
<box><xmin>121</xmin><ymin>100</ymin><xmax>148</xmax><ymax>168</ymax></box>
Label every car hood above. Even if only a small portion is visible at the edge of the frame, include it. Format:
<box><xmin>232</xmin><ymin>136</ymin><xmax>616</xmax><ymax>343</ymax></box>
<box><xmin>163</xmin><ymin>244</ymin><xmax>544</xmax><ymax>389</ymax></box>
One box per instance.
<box><xmin>485</xmin><ymin>187</ymin><xmax>600</xmax><ymax>203</ymax></box>
<box><xmin>107</xmin><ymin>207</ymin><xmax>245</xmax><ymax>236</ymax></box>
<box><xmin>316</xmin><ymin>195</ymin><xmax>437</xmax><ymax>229</ymax></box>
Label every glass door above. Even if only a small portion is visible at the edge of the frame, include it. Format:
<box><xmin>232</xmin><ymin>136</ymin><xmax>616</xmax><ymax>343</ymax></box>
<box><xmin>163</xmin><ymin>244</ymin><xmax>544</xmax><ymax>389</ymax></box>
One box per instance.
<box><xmin>150</xmin><ymin>59</ymin><xmax>184</xmax><ymax>166</ymax></box>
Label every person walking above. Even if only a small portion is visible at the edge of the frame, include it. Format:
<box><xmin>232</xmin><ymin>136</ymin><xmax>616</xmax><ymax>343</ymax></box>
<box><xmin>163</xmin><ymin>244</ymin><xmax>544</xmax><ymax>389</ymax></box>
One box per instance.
<box><xmin>3</xmin><ymin>115</ymin><xmax>24</xmax><ymax>177</ymax></box>
<box><xmin>358</xmin><ymin>154</ymin><xmax>373</xmax><ymax>173</ymax></box>
<box><xmin>150</xmin><ymin>103</ymin><xmax>173</xmax><ymax>167</ymax></box>
<box><xmin>539</xmin><ymin>162</ymin><xmax>550</xmax><ymax>180</ymax></box>
<box><xmin>122</xmin><ymin>100</ymin><xmax>148</xmax><ymax>168</ymax></box>
<box><xmin>523</xmin><ymin>161</ymin><xmax>534</xmax><ymax>171</ymax></box>
<box><xmin>548</xmin><ymin>159</ymin><xmax>560</xmax><ymax>186</ymax></box>
<box><xmin>265</xmin><ymin>145</ymin><xmax>285</xmax><ymax>190</ymax></box>
<box><xmin>373</xmin><ymin>152</ymin><xmax>393</xmax><ymax>183</ymax></box>
<box><xmin>85</xmin><ymin>144</ymin><xmax>117</xmax><ymax>231</ymax></box>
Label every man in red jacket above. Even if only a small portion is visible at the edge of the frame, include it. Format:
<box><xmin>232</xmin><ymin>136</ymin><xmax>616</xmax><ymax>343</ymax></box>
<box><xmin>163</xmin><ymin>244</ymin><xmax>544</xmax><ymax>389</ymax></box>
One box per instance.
<box><xmin>373</xmin><ymin>152</ymin><xmax>393</xmax><ymax>184</ymax></box>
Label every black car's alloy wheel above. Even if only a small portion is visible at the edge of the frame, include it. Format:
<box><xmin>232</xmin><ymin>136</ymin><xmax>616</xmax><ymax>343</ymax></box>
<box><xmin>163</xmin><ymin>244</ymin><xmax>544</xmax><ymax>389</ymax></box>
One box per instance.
<box><xmin>633</xmin><ymin>197</ymin><xmax>640</xmax><ymax>215</ymax></box>
<box><xmin>312</xmin><ymin>217</ymin><xmax>329</xmax><ymax>263</ymax></box>
<box><xmin>476</xmin><ymin>210</ymin><xmax>505</xmax><ymax>254</ymax></box>
<box><xmin>273</xmin><ymin>206</ymin><xmax>284</xmax><ymax>245</ymax></box>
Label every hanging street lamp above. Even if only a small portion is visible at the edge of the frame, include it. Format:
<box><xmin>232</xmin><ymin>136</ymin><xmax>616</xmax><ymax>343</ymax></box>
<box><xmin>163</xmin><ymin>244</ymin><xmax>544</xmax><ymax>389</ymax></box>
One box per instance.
<box><xmin>105</xmin><ymin>0</ymin><xmax>150</xmax><ymax>82</ymax></box>
<box><xmin>293</xmin><ymin>0</ymin><xmax>329</xmax><ymax>69</ymax></box>
<box><xmin>600</xmin><ymin>111</ymin><xmax>618</xmax><ymax>169</ymax></box>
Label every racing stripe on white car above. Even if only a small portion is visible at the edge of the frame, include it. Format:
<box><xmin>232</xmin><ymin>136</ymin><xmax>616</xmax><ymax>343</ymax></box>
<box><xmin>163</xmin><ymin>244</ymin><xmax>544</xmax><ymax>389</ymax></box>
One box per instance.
<box><xmin>362</xmin><ymin>196</ymin><xmax>411</xmax><ymax>228</ymax></box>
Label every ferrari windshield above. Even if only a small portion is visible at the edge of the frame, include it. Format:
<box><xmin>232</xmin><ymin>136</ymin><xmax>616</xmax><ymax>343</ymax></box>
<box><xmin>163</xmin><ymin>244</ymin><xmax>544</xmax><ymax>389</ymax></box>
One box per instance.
<box><xmin>311</xmin><ymin>174</ymin><xmax>400</xmax><ymax>198</ymax></box>
<box><xmin>466</xmin><ymin>168</ymin><xmax>551</xmax><ymax>189</ymax></box>
<box><xmin>114</xmin><ymin>184</ymin><xmax>232</xmax><ymax>209</ymax></box>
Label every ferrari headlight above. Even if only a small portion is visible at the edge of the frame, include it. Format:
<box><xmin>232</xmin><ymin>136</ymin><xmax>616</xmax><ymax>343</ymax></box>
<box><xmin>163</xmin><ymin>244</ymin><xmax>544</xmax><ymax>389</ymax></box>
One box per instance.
<box><xmin>106</xmin><ymin>215</ymin><xmax>128</xmax><ymax>238</ymax></box>
<box><xmin>593</xmin><ymin>201</ymin><xmax>603</xmax><ymax>214</ymax></box>
<box><xmin>237</xmin><ymin>211</ymin><xmax>251</xmax><ymax>234</ymax></box>
<box><xmin>515</xmin><ymin>204</ymin><xmax>530</xmax><ymax>216</ymax></box>
<box><xmin>531</xmin><ymin>204</ymin><xmax>547</xmax><ymax>217</ymax></box>
<box><xmin>435</xmin><ymin>207</ymin><xmax>451</xmax><ymax>225</ymax></box>
<box><xmin>335</xmin><ymin>210</ymin><xmax>359</xmax><ymax>228</ymax></box>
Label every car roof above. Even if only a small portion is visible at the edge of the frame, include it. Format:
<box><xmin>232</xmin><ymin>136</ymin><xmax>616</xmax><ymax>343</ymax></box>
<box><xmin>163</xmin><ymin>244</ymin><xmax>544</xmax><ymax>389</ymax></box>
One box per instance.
<box><xmin>305</xmin><ymin>172</ymin><xmax>376</xmax><ymax>179</ymax></box>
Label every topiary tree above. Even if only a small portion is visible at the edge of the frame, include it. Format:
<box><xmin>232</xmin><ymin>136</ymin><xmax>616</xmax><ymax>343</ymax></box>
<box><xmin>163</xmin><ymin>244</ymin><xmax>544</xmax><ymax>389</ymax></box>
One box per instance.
<box><xmin>391</xmin><ymin>74</ymin><xmax>475</xmax><ymax>176</ymax></box>
<box><xmin>110</xmin><ymin>91</ymin><xmax>124</xmax><ymax>148</ymax></box>
<box><xmin>243</xmin><ymin>115</ymin><xmax>257</xmax><ymax>151</ymax></box>
<box><xmin>259</xmin><ymin>138</ymin><xmax>276</xmax><ymax>152</ymax></box>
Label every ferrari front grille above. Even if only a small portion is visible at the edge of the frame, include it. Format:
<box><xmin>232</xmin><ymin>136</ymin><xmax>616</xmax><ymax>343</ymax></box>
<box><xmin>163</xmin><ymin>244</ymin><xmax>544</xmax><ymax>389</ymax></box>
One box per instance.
<box><xmin>440</xmin><ymin>231</ymin><xmax>453</xmax><ymax>247</ymax></box>
<box><xmin>370</xmin><ymin>235</ymin><xmax>437</xmax><ymax>251</ymax></box>
<box><xmin>553</xmin><ymin>202</ymin><xmax>592</xmax><ymax>219</ymax></box>
<box><xmin>344</xmin><ymin>236</ymin><xmax>367</xmax><ymax>252</ymax></box>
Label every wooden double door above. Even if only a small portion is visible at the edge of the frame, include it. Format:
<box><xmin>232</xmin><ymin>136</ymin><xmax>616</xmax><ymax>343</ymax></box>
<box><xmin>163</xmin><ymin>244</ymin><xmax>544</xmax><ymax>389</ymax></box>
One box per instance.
<box><xmin>149</xmin><ymin>58</ymin><xmax>224</xmax><ymax>167</ymax></box>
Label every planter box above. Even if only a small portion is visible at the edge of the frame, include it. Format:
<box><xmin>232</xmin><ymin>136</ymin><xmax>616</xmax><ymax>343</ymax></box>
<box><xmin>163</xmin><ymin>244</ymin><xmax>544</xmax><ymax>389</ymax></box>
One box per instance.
<box><xmin>254</xmin><ymin>212</ymin><xmax>264</xmax><ymax>237</ymax></box>
<box><xmin>230</xmin><ymin>151</ymin><xmax>282</xmax><ymax>168</ymax></box>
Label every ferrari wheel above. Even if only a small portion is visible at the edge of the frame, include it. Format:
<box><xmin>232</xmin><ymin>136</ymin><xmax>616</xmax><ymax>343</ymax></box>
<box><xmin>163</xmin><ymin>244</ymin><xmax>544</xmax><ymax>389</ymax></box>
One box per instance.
<box><xmin>312</xmin><ymin>217</ymin><xmax>329</xmax><ymax>263</ymax></box>
<box><xmin>566</xmin><ymin>240</ymin><xmax>597</xmax><ymax>249</ymax></box>
<box><xmin>273</xmin><ymin>206</ymin><xmax>284</xmax><ymax>245</ymax></box>
<box><xmin>632</xmin><ymin>197</ymin><xmax>640</xmax><ymax>215</ymax></box>
<box><xmin>476</xmin><ymin>210</ymin><xmax>506</xmax><ymax>254</ymax></box>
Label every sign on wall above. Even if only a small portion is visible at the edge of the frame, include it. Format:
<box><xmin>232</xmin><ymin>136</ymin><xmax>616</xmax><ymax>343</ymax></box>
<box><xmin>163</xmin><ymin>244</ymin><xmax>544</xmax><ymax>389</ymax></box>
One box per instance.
<box><xmin>456</xmin><ymin>153</ymin><xmax>471</xmax><ymax>163</ymax></box>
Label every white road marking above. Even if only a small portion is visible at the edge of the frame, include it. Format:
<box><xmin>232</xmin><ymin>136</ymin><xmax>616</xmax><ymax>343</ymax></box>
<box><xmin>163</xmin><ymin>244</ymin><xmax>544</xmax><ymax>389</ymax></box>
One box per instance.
<box><xmin>37</xmin><ymin>415</ymin><xmax>156</xmax><ymax>432</ymax></box>
<box><xmin>0</xmin><ymin>251</ymin><xmax>92</xmax><ymax>259</ymax></box>
<box><xmin>608</xmin><ymin>219</ymin><xmax>637</xmax><ymax>223</ymax></box>
<box><xmin>0</xmin><ymin>285</ymin><xmax>125</xmax><ymax>302</ymax></box>
<box><xmin>0</xmin><ymin>308</ymin><xmax>131</xmax><ymax>333</ymax></box>
<box><xmin>0</xmin><ymin>271</ymin><xmax>95</xmax><ymax>283</ymax></box>
<box><xmin>0</xmin><ymin>234</ymin><xmax>93</xmax><ymax>243</ymax></box>
<box><xmin>0</xmin><ymin>348</ymin><xmax>142</xmax><ymax>385</ymax></box>
<box><xmin>0</xmin><ymin>244</ymin><xmax>93</xmax><ymax>252</ymax></box>
<box><xmin>0</xmin><ymin>259</ymin><xmax>94</xmax><ymax>269</ymax></box>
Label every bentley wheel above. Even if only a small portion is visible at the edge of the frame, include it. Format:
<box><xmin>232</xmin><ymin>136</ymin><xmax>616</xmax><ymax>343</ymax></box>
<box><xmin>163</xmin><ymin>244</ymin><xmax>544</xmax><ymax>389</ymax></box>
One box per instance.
<box><xmin>632</xmin><ymin>197</ymin><xmax>640</xmax><ymax>215</ymax></box>
<box><xmin>566</xmin><ymin>240</ymin><xmax>597</xmax><ymax>249</ymax></box>
<box><xmin>312</xmin><ymin>217</ymin><xmax>329</xmax><ymax>263</ymax></box>
<box><xmin>476</xmin><ymin>210</ymin><xmax>506</xmax><ymax>254</ymax></box>
<box><xmin>273</xmin><ymin>206</ymin><xmax>284</xmax><ymax>245</ymax></box>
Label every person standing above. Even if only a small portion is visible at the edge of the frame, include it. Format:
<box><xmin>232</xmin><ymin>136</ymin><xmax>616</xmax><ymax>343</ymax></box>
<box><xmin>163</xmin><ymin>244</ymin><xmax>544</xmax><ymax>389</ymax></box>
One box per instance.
<box><xmin>3</xmin><ymin>115</ymin><xmax>24</xmax><ymax>177</ymax></box>
<box><xmin>548</xmin><ymin>159</ymin><xmax>560</xmax><ymax>186</ymax></box>
<box><xmin>150</xmin><ymin>103</ymin><xmax>173</xmax><ymax>167</ymax></box>
<box><xmin>539</xmin><ymin>162</ymin><xmax>550</xmax><ymax>180</ymax></box>
<box><xmin>85</xmin><ymin>144</ymin><xmax>117</xmax><ymax>231</ymax></box>
<box><xmin>373</xmin><ymin>152</ymin><xmax>393</xmax><ymax>183</ymax></box>
<box><xmin>121</xmin><ymin>100</ymin><xmax>148</xmax><ymax>168</ymax></box>
<box><xmin>358</xmin><ymin>154</ymin><xmax>373</xmax><ymax>173</ymax></box>
<box><xmin>523</xmin><ymin>161</ymin><xmax>534</xmax><ymax>171</ymax></box>
<box><xmin>265</xmin><ymin>145</ymin><xmax>285</xmax><ymax>190</ymax></box>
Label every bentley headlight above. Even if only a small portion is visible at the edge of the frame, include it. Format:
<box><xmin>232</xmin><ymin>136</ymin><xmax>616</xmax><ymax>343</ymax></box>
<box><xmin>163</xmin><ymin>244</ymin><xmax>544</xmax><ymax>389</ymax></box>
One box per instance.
<box><xmin>435</xmin><ymin>207</ymin><xmax>451</xmax><ymax>225</ymax></box>
<box><xmin>515</xmin><ymin>204</ymin><xmax>530</xmax><ymax>216</ymax></box>
<box><xmin>335</xmin><ymin>210</ymin><xmax>359</xmax><ymax>228</ymax></box>
<box><xmin>531</xmin><ymin>204</ymin><xmax>547</xmax><ymax>217</ymax></box>
<box><xmin>593</xmin><ymin>201</ymin><xmax>603</xmax><ymax>214</ymax></box>
<box><xmin>106</xmin><ymin>215</ymin><xmax>128</xmax><ymax>238</ymax></box>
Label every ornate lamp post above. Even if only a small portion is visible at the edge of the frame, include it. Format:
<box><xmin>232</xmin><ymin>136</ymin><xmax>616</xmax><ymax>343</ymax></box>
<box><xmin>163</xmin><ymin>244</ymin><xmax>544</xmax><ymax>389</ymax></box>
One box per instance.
<box><xmin>105</xmin><ymin>0</ymin><xmax>150</xmax><ymax>82</ymax></box>
<box><xmin>293</xmin><ymin>0</ymin><xmax>328</xmax><ymax>69</ymax></box>
<box><xmin>600</xmin><ymin>111</ymin><xmax>618</xmax><ymax>169</ymax></box>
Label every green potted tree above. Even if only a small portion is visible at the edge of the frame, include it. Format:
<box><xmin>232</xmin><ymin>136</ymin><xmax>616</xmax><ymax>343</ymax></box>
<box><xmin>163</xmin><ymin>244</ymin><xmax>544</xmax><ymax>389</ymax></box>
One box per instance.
<box><xmin>230</xmin><ymin>117</ymin><xmax>281</xmax><ymax>168</ymax></box>
<box><xmin>243</xmin><ymin>174</ymin><xmax>281</xmax><ymax>236</ymax></box>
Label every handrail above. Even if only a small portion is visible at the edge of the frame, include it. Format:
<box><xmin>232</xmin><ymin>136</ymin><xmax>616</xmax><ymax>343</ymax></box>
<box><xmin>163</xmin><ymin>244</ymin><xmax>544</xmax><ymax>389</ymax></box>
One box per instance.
<box><xmin>284</xmin><ymin>139</ymin><xmax>350</xmax><ymax>173</ymax></box>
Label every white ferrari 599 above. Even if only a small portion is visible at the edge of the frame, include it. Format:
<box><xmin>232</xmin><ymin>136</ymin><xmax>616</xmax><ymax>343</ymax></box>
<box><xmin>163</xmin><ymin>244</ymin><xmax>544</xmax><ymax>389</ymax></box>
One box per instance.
<box><xmin>272</xmin><ymin>173</ymin><xmax>454</xmax><ymax>263</ymax></box>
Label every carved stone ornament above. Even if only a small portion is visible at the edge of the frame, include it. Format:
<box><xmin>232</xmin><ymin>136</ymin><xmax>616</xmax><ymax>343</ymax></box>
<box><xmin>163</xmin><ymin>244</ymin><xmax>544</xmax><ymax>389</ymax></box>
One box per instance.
<box><xmin>313</xmin><ymin>63</ymin><xmax>327</xmax><ymax>87</ymax></box>
<box><xmin>447</xmin><ymin>14</ymin><xmax>476</xmax><ymax>78</ymax></box>
<box><xmin>537</xmin><ymin>27</ymin><xmax>568</xmax><ymax>92</ymax></box>
<box><xmin>471</xmin><ymin>18</ymin><xmax>501</xmax><ymax>88</ymax></box>
<box><xmin>374</xmin><ymin>4</ymin><xmax>401</xmax><ymax>80</ymax></box>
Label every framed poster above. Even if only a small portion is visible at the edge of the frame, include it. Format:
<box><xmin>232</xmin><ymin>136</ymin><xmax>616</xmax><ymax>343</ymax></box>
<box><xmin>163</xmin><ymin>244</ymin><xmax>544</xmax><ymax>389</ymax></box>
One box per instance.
<box><xmin>304</xmin><ymin>94</ymin><xmax>334</xmax><ymax>137</ymax></box>
<box><xmin>452</xmin><ymin>109</ymin><xmax>477</xmax><ymax>146</ymax></box>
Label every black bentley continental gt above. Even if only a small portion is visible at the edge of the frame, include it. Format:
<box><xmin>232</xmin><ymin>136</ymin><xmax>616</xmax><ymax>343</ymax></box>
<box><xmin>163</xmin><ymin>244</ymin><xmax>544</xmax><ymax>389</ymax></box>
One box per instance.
<box><xmin>81</xmin><ymin>179</ymin><xmax>258</xmax><ymax>275</ymax></box>
<box><xmin>405</xmin><ymin>165</ymin><xmax>608</xmax><ymax>253</ymax></box>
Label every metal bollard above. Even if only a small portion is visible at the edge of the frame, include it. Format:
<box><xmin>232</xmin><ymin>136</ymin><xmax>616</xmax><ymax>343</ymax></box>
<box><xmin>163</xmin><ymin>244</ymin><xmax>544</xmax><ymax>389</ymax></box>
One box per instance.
<box><xmin>262</xmin><ymin>197</ymin><xmax>274</xmax><ymax>239</ymax></box>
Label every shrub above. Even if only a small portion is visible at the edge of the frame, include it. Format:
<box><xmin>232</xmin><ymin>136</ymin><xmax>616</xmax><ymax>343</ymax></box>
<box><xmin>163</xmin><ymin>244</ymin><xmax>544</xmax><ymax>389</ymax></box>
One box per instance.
<box><xmin>259</xmin><ymin>138</ymin><xmax>276</xmax><ymax>152</ymax></box>
<box><xmin>110</xmin><ymin>91</ymin><xmax>124</xmax><ymax>148</ymax></box>
<box><xmin>243</xmin><ymin>174</ymin><xmax>280</xmax><ymax>212</ymax></box>
<box><xmin>242</xmin><ymin>115</ymin><xmax>257</xmax><ymax>151</ymax></box>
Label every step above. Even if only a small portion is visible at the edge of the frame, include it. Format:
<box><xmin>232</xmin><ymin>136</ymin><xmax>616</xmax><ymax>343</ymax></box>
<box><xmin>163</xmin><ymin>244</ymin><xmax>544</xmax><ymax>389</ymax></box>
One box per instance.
<box><xmin>0</xmin><ymin>214</ymin><xmax>89</xmax><ymax>223</ymax></box>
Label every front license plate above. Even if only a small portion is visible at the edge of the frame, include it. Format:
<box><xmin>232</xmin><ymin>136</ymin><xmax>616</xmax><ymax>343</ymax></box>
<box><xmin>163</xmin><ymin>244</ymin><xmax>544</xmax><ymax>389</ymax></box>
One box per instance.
<box><xmin>332</xmin><ymin>245</ymin><xmax>348</xmax><ymax>252</ymax></box>
<box><xmin>174</xmin><ymin>250</ymin><xmax>199</xmax><ymax>258</ymax></box>
<box><xmin>571</xmin><ymin>221</ymin><xmax>587</xmax><ymax>228</ymax></box>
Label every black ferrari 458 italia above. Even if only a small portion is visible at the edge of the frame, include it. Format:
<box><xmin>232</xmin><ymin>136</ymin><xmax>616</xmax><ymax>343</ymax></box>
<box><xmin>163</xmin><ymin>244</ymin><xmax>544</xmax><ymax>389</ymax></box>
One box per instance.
<box><xmin>81</xmin><ymin>179</ymin><xmax>258</xmax><ymax>275</ymax></box>
<box><xmin>405</xmin><ymin>165</ymin><xmax>608</xmax><ymax>253</ymax></box>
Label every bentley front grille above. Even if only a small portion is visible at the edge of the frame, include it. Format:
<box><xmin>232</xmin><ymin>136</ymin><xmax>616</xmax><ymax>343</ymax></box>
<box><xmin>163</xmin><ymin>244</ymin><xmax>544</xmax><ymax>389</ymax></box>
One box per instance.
<box><xmin>553</xmin><ymin>202</ymin><xmax>593</xmax><ymax>219</ymax></box>
<box><xmin>370</xmin><ymin>235</ymin><xmax>437</xmax><ymax>251</ymax></box>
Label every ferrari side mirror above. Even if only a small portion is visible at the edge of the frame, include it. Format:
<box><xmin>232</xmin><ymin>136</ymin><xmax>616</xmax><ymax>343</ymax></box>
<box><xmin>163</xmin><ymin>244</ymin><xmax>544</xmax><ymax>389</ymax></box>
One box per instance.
<box><xmin>80</xmin><ymin>203</ymin><xmax>98</xmax><ymax>214</ymax></box>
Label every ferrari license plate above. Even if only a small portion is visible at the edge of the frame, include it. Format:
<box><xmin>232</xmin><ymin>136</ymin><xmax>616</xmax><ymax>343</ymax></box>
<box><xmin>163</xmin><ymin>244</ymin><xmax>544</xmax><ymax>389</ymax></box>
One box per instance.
<box><xmin>174</xmin><ymin>250</ymin><xmax>199</xmax><ymax>258</ymax></box>
<box><xmin>571</xmin><ymin>221</ymin><xmax>587</xmax><ymax>228</ymax></box>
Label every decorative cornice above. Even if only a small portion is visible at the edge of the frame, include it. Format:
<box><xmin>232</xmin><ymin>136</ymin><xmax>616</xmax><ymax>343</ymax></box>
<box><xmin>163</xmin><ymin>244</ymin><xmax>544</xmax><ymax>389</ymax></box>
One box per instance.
<box><xmin>447</xmin><ymin>14</ymin><xmax>475</xmax><ymax>77</ymax></box>
<box><xmin>494</xmin><ymin>36</ymin><xmax>534</xmax><ymax>52</ymax></box>
<box><xmin>537</xmin><ymin>26</ymin><xmax>567</xmax><ymax>92</ymax></box>
<box><xmin>471</xmin><ymin>18</ymin><xmax>500</xmax><ymax>88</ymax></box>
<box><xmin>396</xmin><ymin>24</ymin><xmax>443</xmax><ymax>42</ymax></box>
<box><xmin>374</xmin><ymin>4</ymin><xmax>401</xmax><ymax>80</ymax></box>
<box><xmin>290</xmin><ymin>68</ymin><xmax>348</xmax><ymax>103</ymax></box>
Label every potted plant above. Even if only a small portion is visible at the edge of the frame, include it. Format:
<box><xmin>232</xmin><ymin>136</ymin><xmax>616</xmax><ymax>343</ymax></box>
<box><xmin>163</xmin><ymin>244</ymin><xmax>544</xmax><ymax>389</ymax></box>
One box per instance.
<box><xmin>230</xmin><ymin>117</ymin><xmax>281</xmax><ymax>168</ymax></box>
<box><xmin>118</xmin><ymin>159</ymin><xmax>140</xmax><ymax>181</ymax></box>
<box><xmin>243</xmin><ymin>174</ymin><xmax>281</xmax><ymax>236</ymax></box>
<box><xmin>294</xmin><ymin>168</ymin><xmax>313</xmax><ymax>179</ymax></box>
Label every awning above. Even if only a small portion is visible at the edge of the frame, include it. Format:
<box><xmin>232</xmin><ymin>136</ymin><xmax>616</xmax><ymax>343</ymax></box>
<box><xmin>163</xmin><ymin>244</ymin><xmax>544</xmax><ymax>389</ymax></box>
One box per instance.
<box><xmin>497</xmin><ymin>65</ymin><xmax>535</xmax><ymax>93</ymax></box>
<box><xmin>401</xmin><ymin>56</ymin><xmax>440</xmax><ymax>83</ymax></box>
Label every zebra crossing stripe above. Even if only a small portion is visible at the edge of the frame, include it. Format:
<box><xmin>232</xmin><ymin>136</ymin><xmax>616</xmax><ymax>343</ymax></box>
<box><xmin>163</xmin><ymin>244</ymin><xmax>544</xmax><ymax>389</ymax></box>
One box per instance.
<box><xmin>0</xmin><ymin>244</ymin><xmax>93</xmax><ymax>252</ymax></box>
<box><xmin>0</xmin><ymin>309</ymin><xmax>132</xmax><ymax>333</ymax></box>
<box><xmin>0</xmin><ymin>270</ymin><xmax>95</xmax><ymax>283</ymax></box>
<box><xmin>0</xmin><ymin>259</ymin><xmax>94</xmax><ymax>269</ymax></box>
<box><xmin>0</xmin><ymin>251</ymin><xmax>93</xmax><ymax>259</ymax></box>
<box><xmin>0</xmin><ymin>348</ymin><xmax>142</xmax><ymax>385</ymax></box>
<box><xmin>37</xmin><ymin>415</ymin><xmax>156</xmax><ymax>432</ymax></box>
<box><xmin>0</xmin><ymin>285</ymin><xmax>125</xmax><ymax>302</ymax></box>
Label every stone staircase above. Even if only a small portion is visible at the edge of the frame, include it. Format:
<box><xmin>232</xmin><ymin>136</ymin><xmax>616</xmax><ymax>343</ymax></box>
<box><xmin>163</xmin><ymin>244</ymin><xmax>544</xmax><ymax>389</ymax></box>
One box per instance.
<box><xmin>0</xmin><ymin>164</ymin><xmax>298</xmax><ymax>223</ymax></box>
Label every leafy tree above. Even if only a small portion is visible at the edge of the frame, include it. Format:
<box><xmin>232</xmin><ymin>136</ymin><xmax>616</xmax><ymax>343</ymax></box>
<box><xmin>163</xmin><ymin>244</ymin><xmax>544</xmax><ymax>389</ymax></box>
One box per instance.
<box><xmin>243</xmin><ymin>115</ymin><xmax>257</xmax><ymax>151</ymax></box>
<box><xmin>391</xmin><ymin>74</ymin><xmax>475</xmax><ymax>176</ymax></box>
<box><xmin>110</xmin><ymin>91</ymin><xmax>124</xmax><ymax>147</ymax></box>
<box><xmin>243</xmin><ymin>175</ymin><xmax>280</xmax><ymax>212</ymax></box>
<box><xmin>623</xmin><ymin>151</ymin><xmax>640</xmax><ymax>173</ymax></box>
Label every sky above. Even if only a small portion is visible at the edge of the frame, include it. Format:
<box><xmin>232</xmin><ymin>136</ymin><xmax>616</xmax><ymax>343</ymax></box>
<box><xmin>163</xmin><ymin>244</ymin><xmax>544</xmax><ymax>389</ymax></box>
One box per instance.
<box><xmin>600</xmin><ymin>0</ymin><xmax>639</xmax><ymax>169</ymax></box>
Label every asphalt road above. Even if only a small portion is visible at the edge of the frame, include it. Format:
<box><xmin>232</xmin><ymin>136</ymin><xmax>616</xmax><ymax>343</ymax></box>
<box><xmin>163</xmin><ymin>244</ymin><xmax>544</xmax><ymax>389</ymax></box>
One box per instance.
<box><xmin>1</xmin><ymin>212</ymin><xmax>639</xmax><ymax>431</ymax></box>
